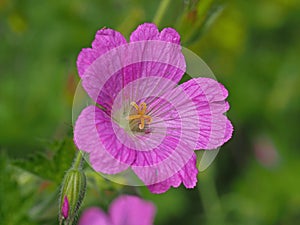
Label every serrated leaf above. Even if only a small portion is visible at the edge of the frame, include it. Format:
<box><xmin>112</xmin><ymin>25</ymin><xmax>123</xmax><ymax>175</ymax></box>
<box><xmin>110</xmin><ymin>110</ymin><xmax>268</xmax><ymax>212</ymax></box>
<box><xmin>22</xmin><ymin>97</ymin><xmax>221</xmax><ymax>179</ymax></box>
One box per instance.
<box><xmin>11</xmin><ymin>137</ymin><xmax>76</xmax><ymax>183</ymax></box>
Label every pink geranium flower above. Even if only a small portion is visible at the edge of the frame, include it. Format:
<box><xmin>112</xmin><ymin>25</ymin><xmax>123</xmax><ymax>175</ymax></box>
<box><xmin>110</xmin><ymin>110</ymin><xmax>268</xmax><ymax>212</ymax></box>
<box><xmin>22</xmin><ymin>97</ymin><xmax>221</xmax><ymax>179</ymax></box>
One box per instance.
<box><xmin>74</xmin><ymin>23</ymin><xmax>233</xmax><ymax>193</ymax></box>
<box><xmin>78</xmin><ymin>195</ymin><xmax>156</xmax><ymax>225</ymax></box>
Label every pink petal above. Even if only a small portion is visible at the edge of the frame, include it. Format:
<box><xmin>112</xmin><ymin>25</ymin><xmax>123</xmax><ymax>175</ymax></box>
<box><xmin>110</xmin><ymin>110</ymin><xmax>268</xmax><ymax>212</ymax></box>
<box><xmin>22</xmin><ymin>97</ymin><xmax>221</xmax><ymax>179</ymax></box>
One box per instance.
<box><xmin>127</xmin><ymin>23</ymin><xmax>184</xmax><ymax>84</ymax></box>
<box><xmin>94</xmin><ymin>115</ymin><xmax>137</xmax><ymax>166</ymax></box>
<box><xmin>61</xmin><ymin>196</ymin><xmax>69</xmax><ymax>219</ymax></box>
<box><xmin>77</xmin><ymin>28</ymin><xmax>127</xmax><ymax>77</ymax></box>
<box><xmin>130</xmin><ymin>23</ymin><xmax>181</xmax><ymax>44</ymax></box>
<box><xmin>179</xmin><ymin>153</ymin><xmax>199</xmax><ymax>188</ymax></box>
<box><xmin>81</xmin><ymin>40</ymin><xmax>185</xmax><ymax>109</ymax></box>
<box><xmin>74</xmin><ymin>106</ymin><xmax>130</xmax><ymax>174</ymax></box>
<box><xmin>132</xmin><ymin>136</ymin><xmax>196</xmax><ymax>187</ymax></box>
<box><xmin>123</xmin><ymin>61</ymin><xmax>185</xmax><ymax>86</ymax></box>
<box><xmin>78</xmin><ymin>207</ymin><xmax>111</xmax><ymax>225</ymax></box>
<box><xmin>147</xmin><ymin>175</ymin><xmax>182</xmax><ymax>194</ymax></box>
<box><xmin>109</xmin><ymin>195</ymin><xmax>156</xmax><ymax>225</ymax></box>
<box><xmin>159</xmin><ymin>27</ymin><xmax>181</xmax><ymax>44</ymax></box>
<box><xmin>224</xmin><ymin>119</ymin><xmax>234</xmax><ymax>143</ymax></box>
<box><xmin>77</xmin><ymin>24</ymin><xmax>185</xmax><ymax>111</ymax></box>
<box><xmin>178</xmin><ymin>78</ymin><xmax>233</xmax><ymax>150</ymax></box>
<box><xmin>147</xmin><ymin>154</ymin><xmax>198</xmax><ymax>194</ymax></box>
<box><xmin>119</xmin><ymin>77</ymin><xmax>200</xmax><ymax>186</ymax></box>
<box><xmin>92</xmin><ymin>28</ymin><xmax>127</xmax><ymax>50</ymax></box>
<box><xmin>77</xmin><ymin>48</ymin><xmax>98</xmax><ymax>78</ymax></box>
<box><xmin>130</xmin><ymin>23</ymin><xmax>160</xmax><ymax>42</ymax></box>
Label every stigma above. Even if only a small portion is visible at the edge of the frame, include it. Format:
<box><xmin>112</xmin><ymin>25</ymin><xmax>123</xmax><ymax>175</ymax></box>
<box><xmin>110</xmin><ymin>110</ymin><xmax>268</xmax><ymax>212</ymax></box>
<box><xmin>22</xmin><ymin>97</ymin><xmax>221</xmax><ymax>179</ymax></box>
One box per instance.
<box><xmin>127</xmin><ymin>102</ymin><xmax>152</xmax><ymax>130</ymax></box>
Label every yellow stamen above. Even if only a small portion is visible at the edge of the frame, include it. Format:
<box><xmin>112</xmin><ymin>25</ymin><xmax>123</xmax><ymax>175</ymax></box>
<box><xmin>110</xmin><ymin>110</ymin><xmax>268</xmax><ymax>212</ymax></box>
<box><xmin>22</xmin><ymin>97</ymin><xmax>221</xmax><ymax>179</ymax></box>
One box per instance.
<box><xmin>127</xmin><ymin>102</ymin><xmax>152</xmax><ymax>130</ymax></box>
<box><xmin>140</xmin><ymin>102</ymin><xmax>147</xmax><ymax>114</ymax></box>
<box><xmin>139</xmin><ymin>118</ymin><xmax>145</xmax><ymax>130</ymax></box>
<box><xmin>130</xmin><ymin>102</ymin><xmax>139</xmax><ymax>111</ymax></box>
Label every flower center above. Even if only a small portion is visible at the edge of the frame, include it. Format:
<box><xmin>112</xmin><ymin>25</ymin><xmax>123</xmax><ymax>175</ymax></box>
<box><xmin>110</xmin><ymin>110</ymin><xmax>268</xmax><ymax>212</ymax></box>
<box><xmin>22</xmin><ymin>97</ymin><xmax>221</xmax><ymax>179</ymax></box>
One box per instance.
<box><xmin>126</xmin><ymin>102</ymin><xmax>152</xmax><ymax>130</ymax></box>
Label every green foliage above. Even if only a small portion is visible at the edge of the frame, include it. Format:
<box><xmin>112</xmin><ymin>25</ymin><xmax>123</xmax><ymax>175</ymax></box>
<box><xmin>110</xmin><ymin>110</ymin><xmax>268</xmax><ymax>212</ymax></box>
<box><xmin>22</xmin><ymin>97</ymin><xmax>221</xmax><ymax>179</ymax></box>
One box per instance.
<box><xmin>0</xmin><ymin>152</ymin><xmax>39</xmax><ymax>225</ymax></box>
<box><xmin>12</xmin><ymin>138</ymin><xmax>76</xmax><ymax>183</ymax></box>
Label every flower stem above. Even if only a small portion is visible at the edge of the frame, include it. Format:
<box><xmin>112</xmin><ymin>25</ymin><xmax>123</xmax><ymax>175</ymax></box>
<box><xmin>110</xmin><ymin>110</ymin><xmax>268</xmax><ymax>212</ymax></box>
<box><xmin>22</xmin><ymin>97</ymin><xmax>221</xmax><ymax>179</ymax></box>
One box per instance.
<box><xmin>153</xmin><ymin>0</ymin><xmax>171</xmax><ymax>27</ymax></box>
<box><xmin>198</xmin><ymin>166</ymin><xmax>225</xmax><ymax>225</ymax></box>
<box><xmin>72</xmin><ymin>151</ymin><xmax>83</xmax><ymax>170</ymax></box>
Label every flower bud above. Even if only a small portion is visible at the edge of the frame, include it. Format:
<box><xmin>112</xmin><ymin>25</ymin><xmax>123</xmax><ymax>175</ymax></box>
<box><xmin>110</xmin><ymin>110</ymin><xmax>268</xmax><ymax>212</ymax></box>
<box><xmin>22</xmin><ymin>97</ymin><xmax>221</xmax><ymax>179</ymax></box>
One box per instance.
<box><xmin>62</xmin><ymin>196</ymin><xmax>69</xmax><ymax>219</ymax></box>
<box><xmin>59</xmin><ymin>169</ymin><xmax>86</xmax><ymax>225</ymax></box>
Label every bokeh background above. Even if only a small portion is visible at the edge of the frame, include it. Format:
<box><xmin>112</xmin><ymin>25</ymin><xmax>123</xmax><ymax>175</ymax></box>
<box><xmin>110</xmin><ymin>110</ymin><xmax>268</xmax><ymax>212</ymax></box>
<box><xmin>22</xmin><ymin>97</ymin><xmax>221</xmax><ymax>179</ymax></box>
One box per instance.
<box><xmin>1</xmin><ymin>0</ymin><xmax>300</xmax><ymax>224</ymax></box>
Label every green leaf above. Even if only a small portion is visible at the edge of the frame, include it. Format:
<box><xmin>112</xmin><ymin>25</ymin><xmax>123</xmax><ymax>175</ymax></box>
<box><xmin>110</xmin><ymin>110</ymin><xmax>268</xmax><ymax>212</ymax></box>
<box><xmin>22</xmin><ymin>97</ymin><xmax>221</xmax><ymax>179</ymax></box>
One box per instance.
<box><xmin>0</xmin><ymin>152</ymin><xmax>39</xmax><ymax>225</ymax></box>
<box><xmin>11</xmin><ymin>137</ymin><xmax>76</xmax><ymax>183</ymax></box>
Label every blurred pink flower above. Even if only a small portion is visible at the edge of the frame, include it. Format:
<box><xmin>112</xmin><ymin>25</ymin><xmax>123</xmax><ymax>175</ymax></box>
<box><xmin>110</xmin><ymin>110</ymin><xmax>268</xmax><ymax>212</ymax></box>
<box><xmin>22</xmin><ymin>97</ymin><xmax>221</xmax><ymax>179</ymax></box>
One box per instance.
<box><xmin>74</xmin><ymin>23</ymin><xmax>233</xmax><ymax>193</ymax></box>
<box><xmin>78</xmin><ymin>195</ymin><xmax>156</xmax><ymax>225</ymax></box>
<box><xmin>254</xmin><ymin>135</ymin><xmax>279</xmax><ymax>168</ymax></box>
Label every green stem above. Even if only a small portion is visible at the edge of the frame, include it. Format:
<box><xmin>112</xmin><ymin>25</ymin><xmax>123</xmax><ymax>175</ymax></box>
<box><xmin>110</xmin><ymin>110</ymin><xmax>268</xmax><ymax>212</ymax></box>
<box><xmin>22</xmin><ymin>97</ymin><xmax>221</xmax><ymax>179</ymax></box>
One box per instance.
<box><xmin>182</xmin><ymin>0</ymin><xmax>215</xmax><ymax>44</ymax></box>
<box><xmin>198</xmin><ymin>166</ymin><xmax>225</xmax><ymax>225</ymax></box>
<box><xmin>152</xmin><ymin>0</ymin><xmax>171</xmax><ymax>27</ymax></box>
<box><xmin>72</xmin><ymin>151</ymin><xmax>83</xmax><ymax>170</ymax></box>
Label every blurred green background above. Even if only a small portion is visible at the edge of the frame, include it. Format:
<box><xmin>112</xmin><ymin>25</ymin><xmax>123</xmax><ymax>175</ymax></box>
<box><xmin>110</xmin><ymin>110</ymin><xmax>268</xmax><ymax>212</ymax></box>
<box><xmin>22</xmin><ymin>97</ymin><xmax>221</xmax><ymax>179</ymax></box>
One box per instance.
<box><xmin>1</xmin><ymin>0</ymin><xmax>300</xmax><ymax>224</ymax></box>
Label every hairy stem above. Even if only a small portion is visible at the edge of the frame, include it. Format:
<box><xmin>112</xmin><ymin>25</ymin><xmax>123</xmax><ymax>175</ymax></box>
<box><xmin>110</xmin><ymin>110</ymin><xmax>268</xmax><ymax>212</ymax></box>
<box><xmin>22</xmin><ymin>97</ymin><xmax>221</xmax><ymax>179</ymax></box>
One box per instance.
<box><xmin>72</xmin><ymin>151</ymin><xmax>83</xmax><ymax>170</ymax></box>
